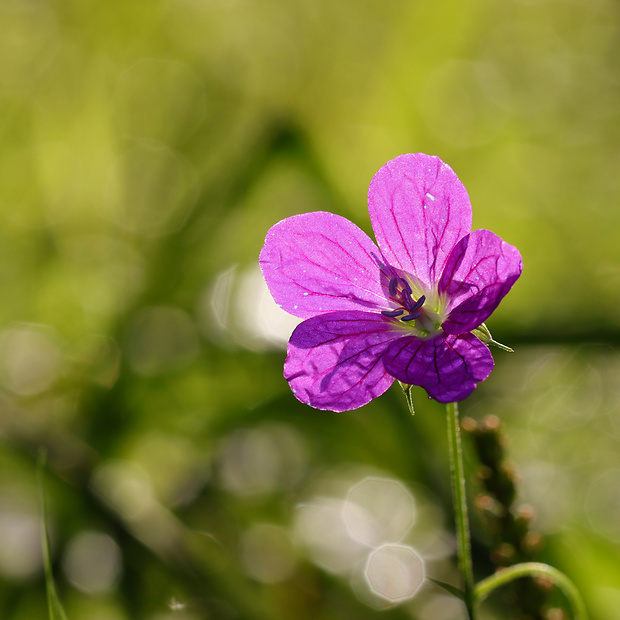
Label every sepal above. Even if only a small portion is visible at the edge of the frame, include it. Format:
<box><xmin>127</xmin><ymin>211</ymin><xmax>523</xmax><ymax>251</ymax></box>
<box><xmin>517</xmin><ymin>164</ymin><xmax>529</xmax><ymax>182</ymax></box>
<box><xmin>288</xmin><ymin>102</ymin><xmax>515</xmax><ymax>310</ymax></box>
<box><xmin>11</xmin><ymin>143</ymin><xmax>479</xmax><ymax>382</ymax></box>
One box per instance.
<box><xmin>472</xmin><ymin>323</ymin><xmax>514</xmax><ymax>353</ymax></box>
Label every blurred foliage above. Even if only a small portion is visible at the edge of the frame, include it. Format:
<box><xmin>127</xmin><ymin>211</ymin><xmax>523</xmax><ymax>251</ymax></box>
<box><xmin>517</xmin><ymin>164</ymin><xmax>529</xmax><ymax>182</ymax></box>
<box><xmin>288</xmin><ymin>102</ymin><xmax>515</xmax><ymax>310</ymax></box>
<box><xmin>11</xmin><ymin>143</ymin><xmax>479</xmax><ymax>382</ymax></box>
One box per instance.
<box><xmin>0</xmin><ymin>0</ymin><xmax>620</xmax><ymax>618</ymax></box>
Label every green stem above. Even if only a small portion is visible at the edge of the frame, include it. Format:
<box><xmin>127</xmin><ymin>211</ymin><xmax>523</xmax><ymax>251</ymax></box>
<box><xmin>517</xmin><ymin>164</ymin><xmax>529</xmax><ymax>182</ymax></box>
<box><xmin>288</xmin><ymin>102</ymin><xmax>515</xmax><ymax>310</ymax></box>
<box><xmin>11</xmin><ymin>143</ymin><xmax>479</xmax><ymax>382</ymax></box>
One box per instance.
<box><xmin>446</xmin><ymin>401</ymin><xmax>475</xmax><ymax>619</ymax></box>
<box><xmin>474</xmin><ymin>562</ymin><xmax>588</xmax><ymax>620</ymax></box>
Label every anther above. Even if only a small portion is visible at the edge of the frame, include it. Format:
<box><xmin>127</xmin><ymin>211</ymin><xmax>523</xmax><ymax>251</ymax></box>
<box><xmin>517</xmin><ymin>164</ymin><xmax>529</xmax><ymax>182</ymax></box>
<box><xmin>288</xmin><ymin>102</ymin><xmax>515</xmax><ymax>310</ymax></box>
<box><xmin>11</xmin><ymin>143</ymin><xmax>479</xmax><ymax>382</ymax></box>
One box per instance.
<box><xmin>388</xmin><ymin>277</ymin><xmax>399</xmax><ymax>297</ymax></box>
<box><xmin>381</xmin><ymin>309</ymin><xmax>404</xmax><ymax>318</ymax></box>
<box><xmin>401</xmin><ymin>312</ymin><xmax>421</xmax><ymax>321</ymax></box>
<box><xmin>399</xmin><ymin>278</ymin><xmax>413</xmax><ymax>295</ymax></box>
<box><xmin>410</xmin><ymin>295</ymin><xmax>426</xmax><ymax>312</ymax></box>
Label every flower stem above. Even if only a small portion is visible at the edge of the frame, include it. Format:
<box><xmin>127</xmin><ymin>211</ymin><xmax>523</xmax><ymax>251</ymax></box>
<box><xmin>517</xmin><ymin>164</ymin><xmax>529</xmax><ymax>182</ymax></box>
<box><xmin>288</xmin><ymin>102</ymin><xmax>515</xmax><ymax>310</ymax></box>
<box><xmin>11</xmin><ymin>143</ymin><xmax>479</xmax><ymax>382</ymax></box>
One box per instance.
<box><xmin>446</xmin><ymin>401</ymin><xmax>475</xmax><ymax>619</ymax></box>
<box><xmin>474</xmin><ymin>562</ymin><xmax>588</xmax><ymax>619</ymax></box>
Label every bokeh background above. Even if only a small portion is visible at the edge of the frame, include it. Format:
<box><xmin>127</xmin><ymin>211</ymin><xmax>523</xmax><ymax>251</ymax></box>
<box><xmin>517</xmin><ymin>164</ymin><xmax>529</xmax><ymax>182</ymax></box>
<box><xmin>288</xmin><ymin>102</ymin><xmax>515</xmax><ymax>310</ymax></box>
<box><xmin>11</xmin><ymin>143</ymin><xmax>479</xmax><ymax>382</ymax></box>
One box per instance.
<box><xmin>1</xmin><ymin>0</ymin><xmax>620</xmax><ymax>618</ymax></box>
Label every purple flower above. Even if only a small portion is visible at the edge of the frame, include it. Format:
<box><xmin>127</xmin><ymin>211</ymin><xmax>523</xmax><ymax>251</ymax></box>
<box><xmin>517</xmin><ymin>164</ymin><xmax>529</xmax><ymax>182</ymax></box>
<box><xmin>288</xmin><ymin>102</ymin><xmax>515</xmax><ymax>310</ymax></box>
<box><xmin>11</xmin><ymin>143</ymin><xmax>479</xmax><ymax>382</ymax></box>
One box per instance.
<box><xmin>259</xmin><ymin>154</ymin><xmax>522</xmax><ymax>411</ymax></box>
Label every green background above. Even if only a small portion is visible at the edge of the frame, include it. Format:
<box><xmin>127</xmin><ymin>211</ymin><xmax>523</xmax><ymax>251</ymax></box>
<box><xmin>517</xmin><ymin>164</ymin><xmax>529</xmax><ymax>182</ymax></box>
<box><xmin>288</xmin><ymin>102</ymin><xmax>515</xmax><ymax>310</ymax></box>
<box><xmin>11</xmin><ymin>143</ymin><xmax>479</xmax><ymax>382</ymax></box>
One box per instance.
<box><xmin>0</xmin><ymin>0</ymin><xmax>619</xmax><ymax>618</ymax></box>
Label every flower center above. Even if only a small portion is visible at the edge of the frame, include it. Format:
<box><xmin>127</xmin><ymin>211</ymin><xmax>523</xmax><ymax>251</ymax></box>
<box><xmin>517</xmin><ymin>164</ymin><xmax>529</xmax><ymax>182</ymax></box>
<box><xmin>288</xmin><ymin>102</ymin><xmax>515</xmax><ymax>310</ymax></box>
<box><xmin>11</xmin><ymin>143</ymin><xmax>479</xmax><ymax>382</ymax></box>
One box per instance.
<box><xmin>380</xmin><ymin>275</ymin><xmax>446</xmax><ymax>339</ymax></box>
<box><xmin>381</xmin><ymin>277</ymin><xmax>425</xmax><ymax>321</ymax></box>
<box><xmin>370</xmin><ymin>253</ymin><xmax>447</xmax><ymax>339</ymax></box>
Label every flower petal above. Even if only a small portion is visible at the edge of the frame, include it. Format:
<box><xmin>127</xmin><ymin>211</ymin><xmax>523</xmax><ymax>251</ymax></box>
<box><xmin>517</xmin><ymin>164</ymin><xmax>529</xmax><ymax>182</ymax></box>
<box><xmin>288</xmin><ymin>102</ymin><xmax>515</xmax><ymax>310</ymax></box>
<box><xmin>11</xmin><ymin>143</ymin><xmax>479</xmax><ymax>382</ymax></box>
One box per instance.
<box><xmin>383</xmin><ymin>333</ymin><xmax>494</xmax><ymax>403</ymax></box>
<box><xmin>284</xmin><ymin>311</ymin><xmax>402</xmax><ymax>411</ymax></box>
<box><xmin>439</xmin><ymin>229</ymin><xmax>523</xmax><ymax>335</ymax></box>
<box><xmin>259</xmin><ymin>212</ymin><xmax>387</xmax><ymax>319</ymax></box>
<box><xmin>368</xmin><ymin>154</ymin><xmax>472</xmax><ymax>290</ymax></box>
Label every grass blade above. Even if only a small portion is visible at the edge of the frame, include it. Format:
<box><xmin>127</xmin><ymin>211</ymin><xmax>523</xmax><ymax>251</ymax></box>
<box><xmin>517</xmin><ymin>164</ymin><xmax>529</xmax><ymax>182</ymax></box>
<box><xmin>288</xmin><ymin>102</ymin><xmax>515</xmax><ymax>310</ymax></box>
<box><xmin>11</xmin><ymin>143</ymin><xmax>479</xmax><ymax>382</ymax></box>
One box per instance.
<box><xmin>38</xmin><ymin>451</ymin><xmax>69</xmax><ymax>620</ymax></box>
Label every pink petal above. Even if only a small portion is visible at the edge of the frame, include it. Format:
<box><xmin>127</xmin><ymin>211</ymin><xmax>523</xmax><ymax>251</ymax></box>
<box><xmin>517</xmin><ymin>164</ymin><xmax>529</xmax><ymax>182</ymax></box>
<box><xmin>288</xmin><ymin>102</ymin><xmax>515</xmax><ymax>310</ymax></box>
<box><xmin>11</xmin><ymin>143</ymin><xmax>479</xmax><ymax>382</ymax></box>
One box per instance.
<box><xmin>368</xmin><ymin>154</ymin><xmax>472</xmax><ymax>290</ymax></box>
<box><xmin>259</xmin><ymin>212</ymin><xmax>387</xmax><ymax>319</ymax></box>
<box><xmin>383</xmin><ymin>333</ymin><xmax>494</xmax><ymax>403</ymax></box>
<box><xmin>439</xmin><ymin>229</ymin><xmax>523</xmax><ymax>335</ymax></box>
<box><xmin>284</xmin><ymin>311</ymin><xmax>402</xmax><ymax>411</ymax></box>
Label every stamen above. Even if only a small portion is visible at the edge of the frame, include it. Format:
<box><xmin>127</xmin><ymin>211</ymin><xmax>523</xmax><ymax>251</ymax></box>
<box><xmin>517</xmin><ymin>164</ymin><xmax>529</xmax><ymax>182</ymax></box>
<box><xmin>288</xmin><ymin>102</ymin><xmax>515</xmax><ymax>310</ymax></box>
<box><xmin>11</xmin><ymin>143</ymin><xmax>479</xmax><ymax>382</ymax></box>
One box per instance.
<box><xmin>410</xmin><ymin>295</ymin><xmax>426</xmax><ymax>312</ymax></box>
<box><xmin>401</xmin><ymin>312</ymin><xmax>421</xmax><ymax>322</ymax></box>
<box><xmin>399</xmin><ymin>278</ymin><xmax>412</xmax><ymax>295</ymax></box>
<box><xmin>381</xmin><ymin>309</ymin><xmax>404</xmax><ymax>317</ymax></box>
<box><xmin>388</xmin><ymin>277</ymin><xmax>399</xmax><ymax>297</ymax></box>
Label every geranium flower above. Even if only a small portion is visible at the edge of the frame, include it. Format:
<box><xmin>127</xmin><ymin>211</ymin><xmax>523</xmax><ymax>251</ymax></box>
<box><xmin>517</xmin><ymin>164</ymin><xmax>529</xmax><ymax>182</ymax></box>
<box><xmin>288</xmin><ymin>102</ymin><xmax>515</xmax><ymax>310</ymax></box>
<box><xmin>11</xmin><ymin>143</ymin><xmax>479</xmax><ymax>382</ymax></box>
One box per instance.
<box><xmin>259</xmin><ymin>154</ymin><xmax>522</xmax><ymax>411</ymax></box>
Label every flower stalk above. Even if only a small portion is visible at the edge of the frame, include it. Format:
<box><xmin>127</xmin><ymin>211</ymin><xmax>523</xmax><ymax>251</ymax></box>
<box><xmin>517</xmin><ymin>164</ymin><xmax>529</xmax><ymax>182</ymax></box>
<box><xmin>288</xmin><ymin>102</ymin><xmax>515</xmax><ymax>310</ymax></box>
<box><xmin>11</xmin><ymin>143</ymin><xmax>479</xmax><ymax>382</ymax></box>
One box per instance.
<box><xmin>446</xmin><ymin>401</ymin><xmax>475</xmax><ymax>619</ymax></box>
